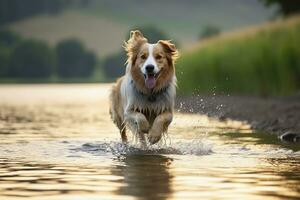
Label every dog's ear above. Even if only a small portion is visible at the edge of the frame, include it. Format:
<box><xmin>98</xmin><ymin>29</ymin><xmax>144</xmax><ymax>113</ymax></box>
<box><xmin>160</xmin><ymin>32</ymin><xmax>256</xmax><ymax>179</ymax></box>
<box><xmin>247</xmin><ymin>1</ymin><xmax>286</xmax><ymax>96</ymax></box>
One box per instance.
<box><xmin>124</xmin><ymin>30</ymin><xmax>147</xmax><ymax>64</ymax></box>
<box><xmin>158</xmin><ymin>40</ymin><xmax>179</xmax><ymax>63</ymax></box>
<box><xmin>129</xmin><ymin>30</ymin><xmax>145</xmax><ymax>41</ymax></box>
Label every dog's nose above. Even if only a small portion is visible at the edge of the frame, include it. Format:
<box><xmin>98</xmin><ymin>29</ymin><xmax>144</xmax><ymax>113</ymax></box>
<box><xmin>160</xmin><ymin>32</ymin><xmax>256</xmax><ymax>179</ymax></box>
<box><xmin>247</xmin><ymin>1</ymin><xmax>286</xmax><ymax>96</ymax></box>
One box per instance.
<box><xmin>145</xmin><ymin>65</ymin><xmax>155</xmax><ymax>73</ymax></box>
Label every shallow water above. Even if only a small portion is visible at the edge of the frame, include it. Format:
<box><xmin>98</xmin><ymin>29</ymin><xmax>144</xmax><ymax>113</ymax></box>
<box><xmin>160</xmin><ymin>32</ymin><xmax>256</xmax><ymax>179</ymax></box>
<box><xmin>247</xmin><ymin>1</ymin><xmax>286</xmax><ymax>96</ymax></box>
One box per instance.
<box><xmin>0</xmin><ymin>84</ymin><xmax>299</xmax><ymax>200</ymax></box>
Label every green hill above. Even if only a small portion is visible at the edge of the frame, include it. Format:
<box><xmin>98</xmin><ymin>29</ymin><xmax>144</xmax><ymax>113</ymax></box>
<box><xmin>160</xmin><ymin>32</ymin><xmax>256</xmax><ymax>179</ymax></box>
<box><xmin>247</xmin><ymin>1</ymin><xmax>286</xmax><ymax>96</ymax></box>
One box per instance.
<box><xmin>4</xmin><ymin>11</ymin><xmax>128</xmax><ymax>58</ymax></box>
<box><xmin>177</xmin><ymin>15</ymin><xmax>300</xmax><ymax>96</ymax></box>
<box><xmin>2</xmin><ymin>0</ymin><xmax>276</xmax><ymax>58</ymax></box>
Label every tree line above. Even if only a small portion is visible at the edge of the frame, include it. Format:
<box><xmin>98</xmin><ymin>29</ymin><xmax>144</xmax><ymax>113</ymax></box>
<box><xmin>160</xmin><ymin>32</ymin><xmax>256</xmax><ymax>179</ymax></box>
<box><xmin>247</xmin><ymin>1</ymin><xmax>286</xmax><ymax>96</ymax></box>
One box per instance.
<box><xmin>0</xmin><ymin>0</ymin><xmax>93</xmax><ymax>25</ymax></box>
<box><xmin>0</xmin><ymin>30</ymin><xmax>96</xmax><ymax>79</ymax></box>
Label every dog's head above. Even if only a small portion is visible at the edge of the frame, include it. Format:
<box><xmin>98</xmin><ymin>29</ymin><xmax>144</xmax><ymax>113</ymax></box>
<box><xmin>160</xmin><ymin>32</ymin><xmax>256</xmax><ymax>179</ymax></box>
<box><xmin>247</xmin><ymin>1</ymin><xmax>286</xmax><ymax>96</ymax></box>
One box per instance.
<box><xmin>124</xmin><ymin>30</ymin><xmax>178</xmax><ymax>93</ymax></box>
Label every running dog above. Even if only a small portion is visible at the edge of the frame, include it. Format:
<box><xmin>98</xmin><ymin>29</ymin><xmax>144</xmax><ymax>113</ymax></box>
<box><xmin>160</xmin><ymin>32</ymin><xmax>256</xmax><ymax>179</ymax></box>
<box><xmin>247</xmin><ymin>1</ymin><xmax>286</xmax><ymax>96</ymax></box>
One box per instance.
<box><xmin>109</xmin><ymin>30</ymin><xmax>178</xmax><ymax>145</ymax></box>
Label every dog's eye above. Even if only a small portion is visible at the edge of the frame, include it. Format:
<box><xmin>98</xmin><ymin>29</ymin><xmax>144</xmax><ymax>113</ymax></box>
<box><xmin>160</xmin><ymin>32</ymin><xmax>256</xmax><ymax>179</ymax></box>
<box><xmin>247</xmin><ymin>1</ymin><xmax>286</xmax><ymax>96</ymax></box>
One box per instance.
<box><xmin>140</xmin><ymin>54</ymin><xmax>147</xmax><ymax>59</ymax></box>
<box><xmin>155</xmin><ymin>55</ymin><xmax>162</xmax><ymax>60</ymax></box>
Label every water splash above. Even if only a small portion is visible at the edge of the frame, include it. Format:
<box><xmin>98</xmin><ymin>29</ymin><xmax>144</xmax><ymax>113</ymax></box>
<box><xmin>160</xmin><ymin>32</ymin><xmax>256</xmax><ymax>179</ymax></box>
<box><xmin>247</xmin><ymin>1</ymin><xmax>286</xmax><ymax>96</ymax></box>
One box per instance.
<box><xmin>73</xmin><ymin>139</ymin><xmax>213</xmax><ymax>157</ymax></box>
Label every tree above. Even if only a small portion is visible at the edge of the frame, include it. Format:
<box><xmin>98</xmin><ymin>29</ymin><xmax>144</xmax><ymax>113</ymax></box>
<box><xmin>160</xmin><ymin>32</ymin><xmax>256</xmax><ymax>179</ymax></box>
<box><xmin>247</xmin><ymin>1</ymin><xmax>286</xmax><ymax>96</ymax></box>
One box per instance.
<box><xmin>261</xmin><ymin>0</ymin><xmax>300</xmax><ymax>16</ymax></box>
<box><xmin>0</xmin><ymin>46</ymin><xmax>10</xmax><ymax>77</ymax></box>
<box><xmin>102</xmin><ymin>51</ymin><xmax>127</xmax><ymax>79</ymax></box>
<box><xmin>56</xmin><ymin>39</ymin><xmax>96</xmax><ymax>78</ymax></box>
<box><xmin>0</xmin><ymin>0</ymin><xmax>69</xmax><ymax>25</ymax></box>
<box><xmin>0</xmin><ymin>30</ymin><xmax>21</xmax><ymax>48</ymax></box>
<box><xmin>199</xmin><ymin>25</ymin><xmax>221</xmax><ymax>40</ymax></box>
<box><xmin>0</xmin><ymin>30</ymin><xmax>20</xmax><ymax>77</ymax></box>
<box><xmin>9</xmin><ymin>40</ymin><xmax>55</xmax><ymax>78</ymax></box>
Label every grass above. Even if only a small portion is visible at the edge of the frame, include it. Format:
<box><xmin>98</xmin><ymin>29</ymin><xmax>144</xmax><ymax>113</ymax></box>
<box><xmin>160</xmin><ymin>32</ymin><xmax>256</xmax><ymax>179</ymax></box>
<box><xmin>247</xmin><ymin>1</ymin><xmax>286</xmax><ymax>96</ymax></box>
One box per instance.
<box><xmin>177</xmin><ymin>15</ymin><xmax>300</xmax><ymax>96</ymax></box>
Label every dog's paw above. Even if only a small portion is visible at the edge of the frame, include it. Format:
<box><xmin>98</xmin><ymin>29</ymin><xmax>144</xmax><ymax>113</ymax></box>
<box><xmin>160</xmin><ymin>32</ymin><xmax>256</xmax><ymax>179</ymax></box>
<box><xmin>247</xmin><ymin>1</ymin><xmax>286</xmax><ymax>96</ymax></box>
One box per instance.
<box><xmin>148</xmin><ymin>131</ymin><xmax>162</xmax><ymax>144</ymax></box>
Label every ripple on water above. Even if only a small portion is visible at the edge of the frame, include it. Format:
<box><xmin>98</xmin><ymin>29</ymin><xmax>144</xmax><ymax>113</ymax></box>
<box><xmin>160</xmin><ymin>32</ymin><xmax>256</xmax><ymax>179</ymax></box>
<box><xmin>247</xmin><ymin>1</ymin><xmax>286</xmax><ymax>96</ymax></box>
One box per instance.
<box><xmin>71</xmin><ymin>139</ymin><xmax>213</xmax><ymax>157</ymax></box>
<box><xmin>1</xmin><ymin>84</ymin><xmax>300</xmax><ymax>200</ymax></box>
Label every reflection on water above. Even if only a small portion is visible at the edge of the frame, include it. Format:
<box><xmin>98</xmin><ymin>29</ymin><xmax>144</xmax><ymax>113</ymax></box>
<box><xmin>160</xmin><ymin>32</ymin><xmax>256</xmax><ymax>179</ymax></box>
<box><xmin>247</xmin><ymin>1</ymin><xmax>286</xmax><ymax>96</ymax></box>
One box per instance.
<box><xmin>112</xmin><ymin>155</ymin><xmax>173</xmax><ymax>200</ymax></box>
<box><xmin>0</xmin><ymin>84</ymin><xmax>299</xmax><ymax>200</ymax></box>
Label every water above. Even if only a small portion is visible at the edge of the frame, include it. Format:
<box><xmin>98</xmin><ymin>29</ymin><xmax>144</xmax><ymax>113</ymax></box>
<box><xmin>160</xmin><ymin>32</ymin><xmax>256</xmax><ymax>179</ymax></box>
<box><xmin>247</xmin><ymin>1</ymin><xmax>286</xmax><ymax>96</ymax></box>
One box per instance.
<box><xmin>0</xmin><ymin>84</ymin><xmax>299</xmax><ymax>200</ymax></box>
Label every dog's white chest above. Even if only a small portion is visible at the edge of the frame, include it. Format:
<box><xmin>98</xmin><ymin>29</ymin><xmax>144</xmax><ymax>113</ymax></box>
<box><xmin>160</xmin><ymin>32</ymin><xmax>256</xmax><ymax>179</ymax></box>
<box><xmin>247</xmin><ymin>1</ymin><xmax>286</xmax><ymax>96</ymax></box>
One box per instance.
<box><xmin>121</xmin><ymin>76</ymin><xmax>176</xmax><ymax>114</ymax></box>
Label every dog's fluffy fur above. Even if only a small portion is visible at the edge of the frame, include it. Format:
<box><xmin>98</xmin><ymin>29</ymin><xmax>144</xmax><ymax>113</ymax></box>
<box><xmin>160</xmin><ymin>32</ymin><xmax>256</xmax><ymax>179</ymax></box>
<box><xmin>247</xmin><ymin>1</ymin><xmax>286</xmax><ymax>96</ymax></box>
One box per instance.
<box><xmin>109</xmin><ymin>30</ymin><xmax>178</xmax><ymax>145</ymax></box>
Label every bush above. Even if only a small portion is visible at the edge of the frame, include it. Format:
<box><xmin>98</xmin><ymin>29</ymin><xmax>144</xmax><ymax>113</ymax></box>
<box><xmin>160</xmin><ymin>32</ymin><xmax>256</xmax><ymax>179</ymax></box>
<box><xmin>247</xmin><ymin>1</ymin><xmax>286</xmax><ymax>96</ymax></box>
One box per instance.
<box><xmin>178</xmin><ymin>16</ymin><xmax>300</xmax><ymax>96</ymax></box>
<box><xmin>0</xmin><ymin>30</ymin><xmax>21</xmax><ymax>77</ymax></box>
<box><xmin>56</xmin><ymin>39</ymin><xmax>96</xmax><ymax>78</ymax></box>
<box><xmin>261</xmin><ymin>0</ymin><xmax>300</xmax><ymax>16</ymax></box>
<box><xmin>102</xmin><ymin>51</ymin><xmax>126</xmax><ymax>80</ymax></box>
<box><xmin>0</xmin><ymin>0</ymin><xmax>69</xmax><ymax>25</ymax></box>
<box><xmin>8</xmin><ymin>39</ymin><xmax>55</xmax><ymax>78</ymax></box>
<box><xmin>199</xmin><ymin>25</ymin><xmax>221</xmax><ymax>40</ymax></box>
<box><xmin>0</xmin><ymin>30</ymin><xmax>21</xmax><ymax>48</ymax></box>
<box><xmin>0</xmin><ymin>46</ymin><xmax>10</xmax><ymax>77</ymax></box>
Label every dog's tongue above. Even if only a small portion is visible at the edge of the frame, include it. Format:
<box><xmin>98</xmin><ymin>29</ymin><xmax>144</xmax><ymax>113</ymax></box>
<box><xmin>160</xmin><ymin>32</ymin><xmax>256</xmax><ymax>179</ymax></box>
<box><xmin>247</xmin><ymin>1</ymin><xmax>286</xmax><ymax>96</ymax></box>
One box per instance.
<box><xmin>145</xmin><ymin>75</ymin><xmax>156</xmax><ymax>89</ymax></box>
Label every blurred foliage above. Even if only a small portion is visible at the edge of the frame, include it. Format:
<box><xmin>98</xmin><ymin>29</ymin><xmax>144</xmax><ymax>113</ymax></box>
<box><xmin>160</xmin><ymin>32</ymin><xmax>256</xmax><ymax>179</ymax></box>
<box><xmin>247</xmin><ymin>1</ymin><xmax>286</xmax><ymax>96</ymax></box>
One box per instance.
<box><xmin>261</xmin><ymin>0</ymin><xmax>300</xmax><ymax>16</ymax></box>
<box><xmin>0</xmin><ymin>45</ymin><xmax>10</xmax><ymax>77</ymax></box>
<box><xmin>177</xmin><ymin>16</ymin><xmax>300</xmax><ymax>96</ymax></box>
<box><xmin>102</xmin><ymin>51</ymin><xmax>126</xmax><ymax>80</ymax></box>
<box><xmin>56</xmin><ymin>39</ymin><xmax>96</xmax><ymax>78</ymax></box>
<box><xmin>0</xmin><ymin>30</ymin><xmax>97</xmax><ymax>81</ymax></box>
<box><xmin>103</xmin><ymin>25</ymin><xmax>175</xmax><ymax>80</ymax></box>
<box><xmin>0</xmin><ymin>30</ymin><xmax>21</xmax><ymax>48</ymax></box>
<box><xmin>0</xmin><ymin>0</ymin><xmax>93</xmax><ymax>25</ymax></box>
<box><xmin>199</xmin><ymin>25</ymin><xmax>221</xmax><ymax>40</ymax></box>
<box><xmin>0</xmin><ymin>30</ymin><xmax>19</xmax><ymax>77</ymax></box>
<box><xmin>9</xmin><ymin>40</ymin><xmax>55</xmax><ymax>78</ymax></box>
<box><xmin>0</xmin><ymin>0</ymin><xmax>66</xmax><ymax>25</ymax></box>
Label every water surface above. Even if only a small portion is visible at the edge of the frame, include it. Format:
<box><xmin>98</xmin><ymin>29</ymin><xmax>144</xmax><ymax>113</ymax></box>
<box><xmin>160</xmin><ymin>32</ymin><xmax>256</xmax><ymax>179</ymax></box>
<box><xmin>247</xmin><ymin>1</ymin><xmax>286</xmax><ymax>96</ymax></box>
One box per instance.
<box><xmin>0</xmin><ymin>84</ymin><xmax>299</xmax><ymax>200</ymax></box>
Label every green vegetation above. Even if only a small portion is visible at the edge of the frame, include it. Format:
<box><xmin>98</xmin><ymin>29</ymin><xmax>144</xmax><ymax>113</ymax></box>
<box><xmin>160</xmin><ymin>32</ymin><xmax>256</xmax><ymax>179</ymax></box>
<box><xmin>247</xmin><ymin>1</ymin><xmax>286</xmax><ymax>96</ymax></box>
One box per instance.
<box><xmin>56</xmin><ymin>39</ymin><xmax>96</xmax><ymax>78</ymax></box>
<box><xmin>0</xmin><ymin>30</ymin><xmax>99</xmax><ymax>82</ymax></box>
<box><xmin>4</xmin><ymin>1</ymin><xmax>276</xmax><ymax>58</ymax></box>
<box><xmin>0</xmin><ymin>0</ymin><xmax>86</xmax><ymax>25</ymax></box>
<box><xmin>9</xmin><ymin>40</ymin><xmax>55</xmax><ymax>78</ymax></box>
<box><xmin>177</xmin><ymin>16</ymin><xmax>300</xmax><ymax>96</ymax></box>
<box><xmin>102</xmin><ymin>51</ymin><xmax>126</xmax><ymax>80</ymax></box>
<box><xmin>261</xmin><ymin>0</ymin><xmax>300</xmax><ymax>16</ymax></box>
<box><xmin>199</xmin><ymin>25</ymin><xmax>221</xmax><ymax>40</ymax></box>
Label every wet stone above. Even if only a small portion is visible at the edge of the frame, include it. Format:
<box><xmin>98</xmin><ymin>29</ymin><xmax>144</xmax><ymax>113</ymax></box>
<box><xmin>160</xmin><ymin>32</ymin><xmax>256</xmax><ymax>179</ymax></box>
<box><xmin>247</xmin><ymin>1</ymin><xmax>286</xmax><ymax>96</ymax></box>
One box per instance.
<box><xmin>280</xmin><ymin>132</ymin><xmax>300</xmax><ymax>143</ymax></box>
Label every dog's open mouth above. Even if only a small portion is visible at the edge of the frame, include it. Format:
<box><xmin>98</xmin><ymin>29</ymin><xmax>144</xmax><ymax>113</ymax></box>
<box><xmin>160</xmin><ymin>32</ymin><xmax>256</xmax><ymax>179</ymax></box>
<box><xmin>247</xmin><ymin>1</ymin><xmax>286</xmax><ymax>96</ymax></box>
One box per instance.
<box><xmin>144</xmin><ymin>72</ymin><xmax>160</xmax><ymax>89</ymax></box>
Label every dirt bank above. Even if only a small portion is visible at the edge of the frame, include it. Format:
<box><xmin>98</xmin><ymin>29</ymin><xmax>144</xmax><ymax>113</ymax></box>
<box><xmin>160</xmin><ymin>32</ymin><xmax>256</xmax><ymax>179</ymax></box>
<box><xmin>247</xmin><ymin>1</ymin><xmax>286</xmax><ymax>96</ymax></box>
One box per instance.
<box><xmin>176</xmin><ymin>94</ymin><xmax>300</xmax><ymax>137</ymax></box>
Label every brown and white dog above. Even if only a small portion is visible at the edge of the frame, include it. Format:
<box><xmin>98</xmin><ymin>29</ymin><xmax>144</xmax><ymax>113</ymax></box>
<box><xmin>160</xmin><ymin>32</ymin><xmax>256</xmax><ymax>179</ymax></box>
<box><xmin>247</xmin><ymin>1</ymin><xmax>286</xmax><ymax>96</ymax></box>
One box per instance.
<box><xmin>109</xmin><ymin>30</ymin><xmax>178</xmax><ymax>145</ymax></box>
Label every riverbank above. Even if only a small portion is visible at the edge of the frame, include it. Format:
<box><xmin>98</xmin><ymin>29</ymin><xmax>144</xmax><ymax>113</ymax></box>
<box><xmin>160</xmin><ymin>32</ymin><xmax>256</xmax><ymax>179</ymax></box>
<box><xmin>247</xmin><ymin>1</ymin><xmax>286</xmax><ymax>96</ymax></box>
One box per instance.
<box><xmin>176</xmin><ymin>94</ymin><xmax>300</xmax><ymax>137</ymax></box>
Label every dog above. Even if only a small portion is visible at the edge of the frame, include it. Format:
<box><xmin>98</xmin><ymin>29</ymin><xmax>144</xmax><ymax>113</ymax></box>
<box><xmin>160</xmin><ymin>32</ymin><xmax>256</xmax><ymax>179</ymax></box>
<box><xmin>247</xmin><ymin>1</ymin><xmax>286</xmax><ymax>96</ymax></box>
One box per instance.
<box><xmin>109</xmin><ymin>30</ymin><xmax>178</xmax><ymax>145</ymax></box>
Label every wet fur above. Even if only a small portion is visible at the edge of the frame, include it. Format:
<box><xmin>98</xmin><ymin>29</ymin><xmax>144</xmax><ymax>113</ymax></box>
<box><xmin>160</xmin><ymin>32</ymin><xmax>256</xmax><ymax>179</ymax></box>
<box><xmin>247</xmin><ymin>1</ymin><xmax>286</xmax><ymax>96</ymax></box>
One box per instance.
<box><xmin>109</xmin><ymin>30</ymin><xmax>178</xmax><ymax>145</ymax></box>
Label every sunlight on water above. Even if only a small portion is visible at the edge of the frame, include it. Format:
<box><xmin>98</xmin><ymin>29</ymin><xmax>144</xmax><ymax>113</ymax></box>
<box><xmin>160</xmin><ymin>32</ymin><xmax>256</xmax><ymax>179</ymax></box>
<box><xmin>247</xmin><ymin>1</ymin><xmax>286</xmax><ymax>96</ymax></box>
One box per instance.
<box><xmin>0</xmin><ymin>84</ymin><xmax>299</xmax><ymax>200</ymax></box>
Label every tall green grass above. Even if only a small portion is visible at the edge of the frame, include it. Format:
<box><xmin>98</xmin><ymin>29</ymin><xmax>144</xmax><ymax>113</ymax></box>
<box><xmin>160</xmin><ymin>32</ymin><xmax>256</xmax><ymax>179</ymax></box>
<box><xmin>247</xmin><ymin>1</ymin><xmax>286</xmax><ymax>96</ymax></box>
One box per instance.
<box><xmin>177</xmin><ymin>16</ymin><xmax>300</xmax><ymax>96</ymax></box>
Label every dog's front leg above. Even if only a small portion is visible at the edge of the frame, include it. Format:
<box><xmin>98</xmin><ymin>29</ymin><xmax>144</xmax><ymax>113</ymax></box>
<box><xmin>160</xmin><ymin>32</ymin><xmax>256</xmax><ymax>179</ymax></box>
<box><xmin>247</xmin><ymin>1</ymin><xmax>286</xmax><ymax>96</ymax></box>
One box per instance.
<box><xmin>124</xmin><ymin>111</ymin><xmax>150</xmax><ymax>145</ymax></box>
<box><xmin>148</xmin><ymin>112</ymin><xmax>173</xmax><ymax>144</ymax></box>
